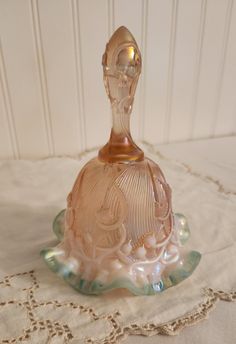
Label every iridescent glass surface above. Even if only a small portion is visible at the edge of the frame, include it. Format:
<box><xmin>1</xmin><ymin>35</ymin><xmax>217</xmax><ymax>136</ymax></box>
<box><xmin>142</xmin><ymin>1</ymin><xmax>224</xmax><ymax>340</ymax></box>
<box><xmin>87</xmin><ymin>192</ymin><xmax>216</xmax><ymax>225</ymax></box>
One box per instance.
<box><xmin>41</xmin><ymin>27</ymin><xmax>201</xmax><ymax>295</ymax></box>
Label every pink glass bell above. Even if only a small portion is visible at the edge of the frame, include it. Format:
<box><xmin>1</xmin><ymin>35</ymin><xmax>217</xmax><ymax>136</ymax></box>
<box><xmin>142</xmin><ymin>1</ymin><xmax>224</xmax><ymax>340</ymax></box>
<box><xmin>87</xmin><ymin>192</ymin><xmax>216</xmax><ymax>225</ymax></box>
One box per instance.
<box><xmin>41</xmin><ymin>26</ymin><xmax>201</xmax><ymax>295</ymax></box>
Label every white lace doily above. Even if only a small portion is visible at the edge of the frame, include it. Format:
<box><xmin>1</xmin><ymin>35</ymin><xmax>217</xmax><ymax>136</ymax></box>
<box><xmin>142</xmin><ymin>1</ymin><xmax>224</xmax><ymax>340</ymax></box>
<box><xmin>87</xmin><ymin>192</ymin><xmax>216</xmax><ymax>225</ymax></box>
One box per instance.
<box><xmin>0</xmin><ymin>143</ymin><xmax>235</xmax><ymax>343</ymax></box>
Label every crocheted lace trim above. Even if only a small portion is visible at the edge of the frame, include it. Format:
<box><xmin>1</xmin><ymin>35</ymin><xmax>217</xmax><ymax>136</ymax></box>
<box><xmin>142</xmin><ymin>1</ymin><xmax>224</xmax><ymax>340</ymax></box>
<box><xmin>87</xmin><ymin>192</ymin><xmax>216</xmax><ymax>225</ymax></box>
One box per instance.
<box><xmin>0</xmin><ymin>269</ymin><xmax>235</xmax><ymax>343</ymax></box>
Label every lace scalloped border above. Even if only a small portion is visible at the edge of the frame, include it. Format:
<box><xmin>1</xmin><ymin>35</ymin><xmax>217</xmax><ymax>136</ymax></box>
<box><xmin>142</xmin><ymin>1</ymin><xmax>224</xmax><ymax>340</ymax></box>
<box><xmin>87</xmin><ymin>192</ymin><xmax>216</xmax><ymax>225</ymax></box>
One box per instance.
<box><xmin>119</xmin><ymin>288</ymin><xmax>236</xmax><ymax>340</ymax></box>
<box><xmin>0</xmin><ymin>269</ymin><xmax>235</xmax><ymax>343</ymax></box>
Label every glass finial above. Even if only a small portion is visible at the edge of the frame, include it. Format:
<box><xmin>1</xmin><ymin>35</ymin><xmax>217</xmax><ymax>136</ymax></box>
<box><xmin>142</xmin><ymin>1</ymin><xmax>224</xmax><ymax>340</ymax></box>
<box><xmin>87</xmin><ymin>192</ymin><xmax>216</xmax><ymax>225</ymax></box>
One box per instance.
<box><xmin>99</xmin><ymin>26</ymin><xmax>144</xmax><ymax>163</ymax></box>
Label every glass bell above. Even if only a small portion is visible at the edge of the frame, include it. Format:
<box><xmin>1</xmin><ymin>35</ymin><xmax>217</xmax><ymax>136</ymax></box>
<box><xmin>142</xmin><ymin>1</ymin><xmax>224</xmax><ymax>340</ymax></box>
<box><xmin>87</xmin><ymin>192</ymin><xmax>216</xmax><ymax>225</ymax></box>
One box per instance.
<box><xmin>41</xmin><ymin>26</ymin><xmax>201</xmax><ymax>295</ymax></box>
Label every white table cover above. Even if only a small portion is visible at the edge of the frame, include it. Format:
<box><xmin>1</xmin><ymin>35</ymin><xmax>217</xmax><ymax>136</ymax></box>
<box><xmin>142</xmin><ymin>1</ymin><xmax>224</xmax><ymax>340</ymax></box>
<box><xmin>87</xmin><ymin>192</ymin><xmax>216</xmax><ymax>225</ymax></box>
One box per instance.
<box><xmin>0</xmin><ymin>137</ymin><xmax>235</xmax><ymax>344</ymax></box>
